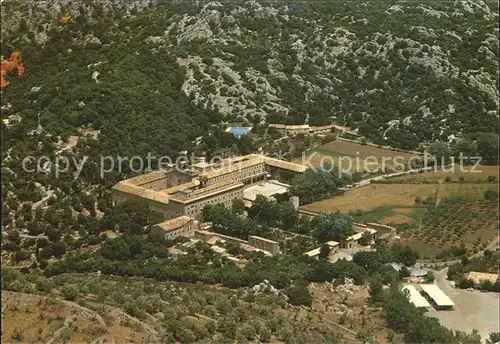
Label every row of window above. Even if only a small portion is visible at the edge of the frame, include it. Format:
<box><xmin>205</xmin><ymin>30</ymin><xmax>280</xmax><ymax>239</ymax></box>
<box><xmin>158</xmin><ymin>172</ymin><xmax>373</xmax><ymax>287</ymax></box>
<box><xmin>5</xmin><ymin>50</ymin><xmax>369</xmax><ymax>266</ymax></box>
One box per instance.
<box><xmin>208</xmin><ymin>165</ymin><xmax>265</xmax><ymax>184</ymax></box>
<box><xmin>184</xmin><ymin>191</ymin><xmax>243</xmax><ymax>216</ymax></box>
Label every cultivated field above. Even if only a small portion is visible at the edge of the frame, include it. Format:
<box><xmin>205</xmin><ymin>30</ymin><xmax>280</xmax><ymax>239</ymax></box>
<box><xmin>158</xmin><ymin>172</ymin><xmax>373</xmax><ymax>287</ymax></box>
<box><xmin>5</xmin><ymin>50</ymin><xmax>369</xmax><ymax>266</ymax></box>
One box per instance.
<box><xmin>392</xmin><ymin>165</ymin><xmax>499</xmax><ymax>181</ymax></box>
<box><xmin>294</xmin><ymin>139</ymin><xmax>422</xmax><ymax>172</ymax></box>
<box><xmin>301</xmin><ymin>178</ymin><xmax>498</xmax><ymax>230</ymax></box>
<box><xmin>301</xmin><ymin>184</ymin><xmax>438</xmax><ymax>214</ymax></box>
<box><xmin>401</xmin><ymin>198</ymin><xmax>499</xmax><ymax>258</ymax></box>
<box><xmin>442</xmin><ymin>183</ymin><xmax>498</xmax><ymax>198</ymax></box>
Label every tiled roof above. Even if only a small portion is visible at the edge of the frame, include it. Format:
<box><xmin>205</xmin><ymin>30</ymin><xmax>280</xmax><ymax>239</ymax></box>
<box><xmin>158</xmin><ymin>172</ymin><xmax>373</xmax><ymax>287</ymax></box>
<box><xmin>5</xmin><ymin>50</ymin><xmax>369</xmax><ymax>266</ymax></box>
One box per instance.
<box><xmin>155</xmin><ymin>216</ymin><xmax>192</xmax><ymax>232</ymax></box>
<box><xmin>262</xmin><ymin>156</ymin><xmax>307</xmax><ymax>173</ymax></box>
<box><xmin>466</xmin><ymin>271</ymin><xmax>499</xmax><ymax>284</ymax></box>
<box><xmin>112</xmin><ymin>181</ymin><xmax>170</xmax><ymax>204</ymax></box>
<box><xmin>269</xmin><ymin>124</ymin><xmax>310</xmax><ymax>130</ymax></box>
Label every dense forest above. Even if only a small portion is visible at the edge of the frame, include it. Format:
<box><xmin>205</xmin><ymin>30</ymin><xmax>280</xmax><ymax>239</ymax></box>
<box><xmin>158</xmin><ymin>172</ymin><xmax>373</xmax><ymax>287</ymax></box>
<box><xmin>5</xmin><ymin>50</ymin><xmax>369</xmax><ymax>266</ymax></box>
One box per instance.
<box><xmin>1</xmin><ymin>0</ymin><xmax>498</xmax><ymax>240</ymax></box>
<box><xmin>1</xmin><ymin>1</ymin><xmax>498</xmax><ymax>341</ymax></box>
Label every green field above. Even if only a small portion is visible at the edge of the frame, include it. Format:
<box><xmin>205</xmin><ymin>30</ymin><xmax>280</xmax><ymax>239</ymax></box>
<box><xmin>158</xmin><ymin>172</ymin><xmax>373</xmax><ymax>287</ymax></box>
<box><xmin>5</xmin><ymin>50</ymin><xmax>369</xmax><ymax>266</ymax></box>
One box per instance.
<box><xmin>307</xmin><ymin>147</ymin><xmax>354</xmax><ymax>158</ymax></box>
<box><xmin>351</xmin><ymin>205</ymin><xmax>425</xmax><ymax>224</ymax></box>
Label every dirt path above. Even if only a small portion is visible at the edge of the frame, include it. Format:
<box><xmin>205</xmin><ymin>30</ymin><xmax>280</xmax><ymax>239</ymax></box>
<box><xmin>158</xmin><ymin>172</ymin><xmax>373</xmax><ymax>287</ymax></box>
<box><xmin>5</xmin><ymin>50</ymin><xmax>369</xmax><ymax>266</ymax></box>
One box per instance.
<box><xmin>32</xmin><ymin>190</ymin><xmax>54</xmax><ymax>210</ymax></box>
<box><xmin>435</xmin><ymin>180</ymin><xmax>444</xmax><ymax>205</ymax></box>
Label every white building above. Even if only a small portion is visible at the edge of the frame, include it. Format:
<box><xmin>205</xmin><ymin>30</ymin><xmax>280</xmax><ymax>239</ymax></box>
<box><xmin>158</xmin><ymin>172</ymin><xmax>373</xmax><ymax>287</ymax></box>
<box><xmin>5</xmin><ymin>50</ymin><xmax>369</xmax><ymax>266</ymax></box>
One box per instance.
<box><xmin>420</xmin><ymin>284</ymin><xmax>455</xmax><ymax>310</ymax></box>
<box><xmin>402</xmin><ymin>285</ymin><xmax>431</xmax><ymax>309</ymax></box>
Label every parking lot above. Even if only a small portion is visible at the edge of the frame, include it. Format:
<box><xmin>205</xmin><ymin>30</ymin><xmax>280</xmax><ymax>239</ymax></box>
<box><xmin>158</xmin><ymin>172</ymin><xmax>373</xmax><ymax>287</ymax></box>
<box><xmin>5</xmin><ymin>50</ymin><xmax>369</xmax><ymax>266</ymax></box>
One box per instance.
<box><xmin>425</xmin><ymin>268</ymin><xmax>500</xmax><ymax>341</ymax></box>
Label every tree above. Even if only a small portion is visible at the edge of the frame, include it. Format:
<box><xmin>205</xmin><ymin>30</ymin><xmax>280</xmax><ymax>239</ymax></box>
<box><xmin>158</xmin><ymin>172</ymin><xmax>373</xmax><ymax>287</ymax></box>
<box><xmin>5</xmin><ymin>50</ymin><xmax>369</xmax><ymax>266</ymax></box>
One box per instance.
<box><xmin>61</xmin><ymin>284</ymin><xmax>79</xmax><ymax>300</ymax></box>
<box><xmin>391</xmin><ymin>244</ymin><xmax>419</xmax><ymax>267</ymax></box>
<box><xmin>286</xmin><ymin>285</ymin><xmax>312</xmax><ymax>306</ymax></box>
<box><xmin>248</xmin><ymin>195</ymin><xmax>277</xmax><ymax>226</ymax></box>
<box><xmin>486</xmin><ymin>332</ymin><xmax>500</xmax><ymax>344</ymax></box>
<box><xmin>319</xmin><ymin>244</ymin><xmax>330</xmax><ymax>260</ymax></box>
<box><xmin>476</xmin><ymin>132</ymin><xmax>499</xmax><ymax>164</ymax></box>
<box><xmin>451</xmin><ymin>138</ymin><xmax>477</xmax><ymax>163</ymax></box>
<box><xmin>231</xmin><ymin>199</ymin><xmax>246</xmax><ymax>215</ymax></box>
<box><xmin>425</xmin><ymin>271</ymin><xmax>435</xmax><ymax>283</ymax></box>
<box><xmin>13</xmin><ymin>250</ymin><xmax>30</xmax><ymax>262</ymax></box>
<box><xmin>259</xmin><ymin>326</ymin><xmax>272</xmax><ymax>342</ymax></box>
<box><xmin>311</xmin><ymin>213</ymin><xmax>354</xmax><ymax>243</ymax></box>
<box><xmin>428</xmin><ymin>141</ymin><xmax>451</xmax><ymax>166</ymax></box>
<box><xmin>457</xmin><ymin>277</ymin><xmax>473</xmax><ymax>289</ymax></box>
<box><xmin>237</xmin><ymin>323</ymin><xmax>256</xmax><ymax>341</ymax></box>
<box><xmin>46</xmin><ymin>228</ymin><xmax>61</xmax><ymax>243</ymax></box>
<box><xmin>51</xmin><ymin>242</ymin><xmax>67</xmax><ymax>258</ymax></box>
<box><xmin>484</xmin><ymin>189</ymin><xmax>498</xmax><ymax>200</ymax></box>
<box><xmin>276</xmin><ymin>201</ymin><xmax>299</xmax><ymax>229</ymax></box>
<box><xmin>7</xmin><ymin>231</ymin><xmax>20</xmax><ymax>244</ymax></box>
<box><xmin>352</xmin><ymin>172</ymin><xmax>363</xmax><ymax>183</ymax></box>
<box><xmin>38</xmin><ymin>246</ymin><xmax>53</xmax><ymax>260</ymax></box>
<box><xmin>359</xmin><ymin>231</ymin><xmax>372</xmax><ymax>246</ymax></box>
<box><xmin>353</xmin><ymin>251</ymin><xmax>382</xmax><ymax>271</ymax></box>
<box><xmin>399</xmin><ymin>266</ymin><xmax>410</xmax><ymax>278</ymax></box>
<box><xmin>290</xmin><ymin>168</ymin><xmax>347</xmax><ymax>204</ymax></box>
<box><xmin>369</xmin><ymin>275</ymin><xmax>383</xmax><ymax>303</ymax></box>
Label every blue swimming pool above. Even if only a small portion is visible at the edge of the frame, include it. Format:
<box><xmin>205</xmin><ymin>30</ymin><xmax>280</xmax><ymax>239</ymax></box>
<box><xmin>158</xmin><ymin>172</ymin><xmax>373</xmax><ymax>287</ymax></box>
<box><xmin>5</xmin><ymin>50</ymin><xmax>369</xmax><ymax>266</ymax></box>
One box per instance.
<box><xmin>231</xmin><ymin>127</ymin><xmax>250</xmax><ymax>137</ymax></box>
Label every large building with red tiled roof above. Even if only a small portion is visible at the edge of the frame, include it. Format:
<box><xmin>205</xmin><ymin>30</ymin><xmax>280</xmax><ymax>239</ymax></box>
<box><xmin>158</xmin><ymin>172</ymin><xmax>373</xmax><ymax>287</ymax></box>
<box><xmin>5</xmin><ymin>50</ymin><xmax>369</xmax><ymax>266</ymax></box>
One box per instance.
<box><xmin>112</xmin><ymin>154</ymin><xmax>306</xmax><ymax>221</ymax></box>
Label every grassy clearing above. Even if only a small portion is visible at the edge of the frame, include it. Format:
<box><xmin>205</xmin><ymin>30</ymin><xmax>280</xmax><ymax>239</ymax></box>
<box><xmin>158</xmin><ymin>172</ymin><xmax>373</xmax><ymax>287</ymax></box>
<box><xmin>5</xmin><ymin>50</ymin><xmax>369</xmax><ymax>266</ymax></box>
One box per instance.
<box><xmin>320</xmin><ymin>140</ymin><xmax>419</xmax><ymax>161</ymax></box>
<box><xmin>308</xmin><ymin>147</ymin><xmax>354</xmax><ymax>158</ymax></box>
<box><xmin>351</xmin><ymin>206</ymin><xmax>425</xmax><ymax>225</ymax></box>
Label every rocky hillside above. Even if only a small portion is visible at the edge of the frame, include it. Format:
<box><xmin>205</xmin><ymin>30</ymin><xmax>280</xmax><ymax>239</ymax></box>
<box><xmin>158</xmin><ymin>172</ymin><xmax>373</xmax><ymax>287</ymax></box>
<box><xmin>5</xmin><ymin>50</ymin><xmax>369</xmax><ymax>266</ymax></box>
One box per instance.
<box><xmin>1</xmin><ymin>271</ymin><xmax>364</xmax><ymax>343</ymax></box>
<box><xmin>0</xmin><ymin>0</ymin><xmax>498</xmax><ymax>269</ymax></box>
<box><xmin>1</xmin><ymin>0</ymin><xmax>498</xmax><ymax>151</ymax></box>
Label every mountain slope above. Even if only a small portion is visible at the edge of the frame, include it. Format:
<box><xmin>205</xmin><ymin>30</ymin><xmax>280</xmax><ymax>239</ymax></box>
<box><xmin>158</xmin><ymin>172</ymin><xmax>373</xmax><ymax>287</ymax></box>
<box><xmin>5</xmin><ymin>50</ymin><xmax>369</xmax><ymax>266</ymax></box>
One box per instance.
<box><xmin>0</xmin><ymin>0</ymin><xmax>498</xmax><ymax>269</ymax></box>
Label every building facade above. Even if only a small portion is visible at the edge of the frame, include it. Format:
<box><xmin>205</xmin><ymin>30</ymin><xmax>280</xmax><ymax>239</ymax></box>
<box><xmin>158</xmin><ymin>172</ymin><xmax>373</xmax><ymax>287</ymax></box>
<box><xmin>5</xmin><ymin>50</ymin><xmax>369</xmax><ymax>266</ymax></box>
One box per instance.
<box><xmin>248</xmin><ymin>235</ymin><xmax>280</xmax><ymax>255</ymax></box>
<box><xmin>150</xmin><ymin>216</ymin><xmax>200</xmax><ymax>240</ymax></box>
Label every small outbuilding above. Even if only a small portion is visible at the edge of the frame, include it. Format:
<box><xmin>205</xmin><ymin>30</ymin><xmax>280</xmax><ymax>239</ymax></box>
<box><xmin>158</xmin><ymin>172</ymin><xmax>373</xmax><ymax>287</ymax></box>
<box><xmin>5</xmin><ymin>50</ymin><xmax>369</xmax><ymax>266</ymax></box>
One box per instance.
<box><xmin>410</xmin><ymin>268</ymin><xmax>428</xmax><ymax>277</ymax></box>
<box><xmin>465</xmin><ymin>271</ymin><xmax>499</xmax><ymax>288</ymax></box>
<box><xmin>420</xmin><ymin>284</ymin><xmax>455</xmax><ymax>310</ymax></box>
<box><xmin>402</xmin><ymin>285</ymin><xmax>431</xmax><ymax>309</ymax></box>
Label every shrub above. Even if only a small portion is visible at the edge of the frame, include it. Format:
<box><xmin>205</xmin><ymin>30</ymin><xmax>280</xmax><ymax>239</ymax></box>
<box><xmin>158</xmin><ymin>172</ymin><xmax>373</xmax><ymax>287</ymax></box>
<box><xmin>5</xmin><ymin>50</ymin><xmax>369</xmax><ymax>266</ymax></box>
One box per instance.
<box><xmin>13</xmin><ymin>250</ymin><xmax>31</xmax><ymax>262</ymax></box>
<box><xmin>285</xmin><ymin>285</ymin><xmax>312</xmax><ymax>306</ymax></box>
<box><xmin>484</xmin><ymin>189</ymin><xmax>498</xmax><ymax>200</ymax></box>
<box><xmin>61</xmin><ymin>284</ymin><xmax>79</xmax><ymax>301</ymax></box>
<box><xmin>11</xmin><ymin>328</ymin><xmax>23</xmax><ymax>341</ymax></box>
<box><xmin>456</xmin><ymin>277</ymin><xmax>473</xmax><ymax>289</ymax></box>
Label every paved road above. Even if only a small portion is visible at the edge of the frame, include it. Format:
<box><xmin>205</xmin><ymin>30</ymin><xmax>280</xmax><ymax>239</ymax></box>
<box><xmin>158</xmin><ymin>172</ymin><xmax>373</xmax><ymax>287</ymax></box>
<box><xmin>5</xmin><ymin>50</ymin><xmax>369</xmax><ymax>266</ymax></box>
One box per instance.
<box><xmin>425</xmin><ymin>268</ymin><xmax>500</xmax><ymax>342</ymax></box>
